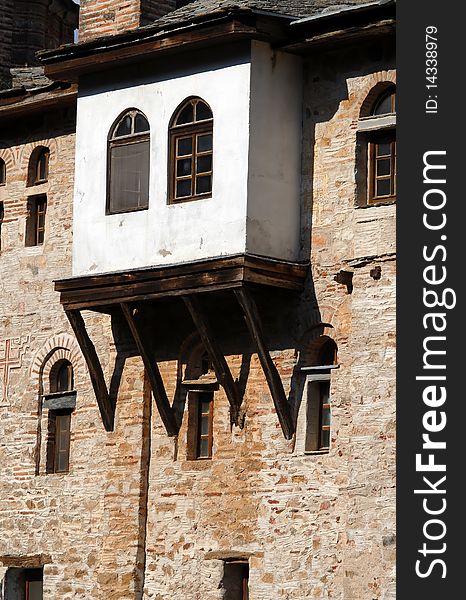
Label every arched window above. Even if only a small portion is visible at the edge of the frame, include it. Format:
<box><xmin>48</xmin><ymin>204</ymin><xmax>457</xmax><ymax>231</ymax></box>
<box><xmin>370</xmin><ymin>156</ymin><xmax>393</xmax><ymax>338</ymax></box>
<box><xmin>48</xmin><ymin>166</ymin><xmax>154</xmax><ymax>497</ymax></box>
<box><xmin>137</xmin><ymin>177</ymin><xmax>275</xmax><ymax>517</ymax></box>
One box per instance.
<box><xmin>47</xmin><ymin>359</ymin><xmax>74</xmax><ymax>474</ymax></box>
<box><xmin>107</xmin><ymin>109</ymin><xmax>150</xmax><ymax>214</ymax></box>
<box><xmin>357</xmin><ymin>84</ymin><xmax>396</xmax><ymax>206</ymax></box>
<box><xmin>0</xmin><ymin>158</ymin><xmax>6</xmax><ymax>185</ymax></box>
<box><xmin>169</xmin><ymin>97</ymin><xmax>213</xmax><ymax>204</ymax></box>
<box><xmin>27</xmin><ymin>147</ymin><xmax>50</xmax><ymax>186</ymax></box>
<box><xmin>50</xmin><ymin>359</ymin><xmax>74</xmax><ymax>393</ymax></box>
<box><xmin>302</xmin><ymin>337</ymin><xmax>338</xmax><ymax>453</ymax></box>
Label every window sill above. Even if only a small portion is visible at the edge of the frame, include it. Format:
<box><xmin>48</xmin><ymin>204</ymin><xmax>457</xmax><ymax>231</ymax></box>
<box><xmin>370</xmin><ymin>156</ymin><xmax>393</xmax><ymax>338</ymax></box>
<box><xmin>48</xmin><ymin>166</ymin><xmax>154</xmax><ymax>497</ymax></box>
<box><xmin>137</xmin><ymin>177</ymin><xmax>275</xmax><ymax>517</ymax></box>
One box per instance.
<box><xmin>355</xmin><ymin>200</ymin><xmax>396</xmax><ymax>209</ymax></box>
<box><xmin>304</xmin><ymin>450</ymin><xmax>329</xmax><ymax>456</ymax></box>
<box><xmin>106</xmin><ymin>205</ymin><xmax>149</xmax><ymax>216</ymax></box>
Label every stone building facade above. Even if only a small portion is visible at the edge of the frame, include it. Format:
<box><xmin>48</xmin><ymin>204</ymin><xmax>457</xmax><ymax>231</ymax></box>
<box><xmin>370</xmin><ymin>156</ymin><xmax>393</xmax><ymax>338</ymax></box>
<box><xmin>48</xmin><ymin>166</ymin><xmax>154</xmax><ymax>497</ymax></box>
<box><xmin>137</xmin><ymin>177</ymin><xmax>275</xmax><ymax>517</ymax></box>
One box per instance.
<box><xmin>0</xmin><ymin>1</ymin><xmax>396</xmax><ymax>599</ymax></box>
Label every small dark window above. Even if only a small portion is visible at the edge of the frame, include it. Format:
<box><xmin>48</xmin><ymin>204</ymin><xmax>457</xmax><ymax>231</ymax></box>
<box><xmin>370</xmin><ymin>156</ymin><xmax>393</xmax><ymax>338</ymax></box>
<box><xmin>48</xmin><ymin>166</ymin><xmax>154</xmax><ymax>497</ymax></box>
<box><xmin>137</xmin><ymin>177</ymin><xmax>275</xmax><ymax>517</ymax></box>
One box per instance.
<box><xmin>373</xmin><ymin>88</ymin><xmax>396</xmax><ymax>115</ymax></box>
<box><xmin>305</xmin><ymin>338</ymin><xmax>337</xmax><ymax>453</ymax></box>
<box><xmin>169</xmin><ymin>97</ymin><xmax>213</xmax><ymax>203</ymax></box>
<box><xmin>27</xmin><ymin>147</ymin><xmax>49</xmax><ymax>186</ymax></box>
<box><xmin>46</xmin><ymin>360</ymin><xmax>74</xmax><ymax>474</ymax></box>
<box><xmin>4</xmin><ymin>567</ymin><xmax>43</xmax><ymax>600</ymax></box>
<box><xmin>0</xmin><ymin>201</ymin><xmax>4</xmax><ymax>253</ymax></box>
<box><xmin>222</xmin><ymin>561</ymin><xmax>249</xmax><ymax>600</ymax></box>
<box><xmin>51</xmin><ymin>359</ymin><xmax>74</xmax><ymax>393</ymax></box>
<box><xmin>107</xmin><ymin>109</ymin><xmax>150</xmax><ymax>214</ymax></box>
<box><xmin>25</xmin><ymin>195</ymin><xmax>47</xmax><ymax>246</ymax></box>
<box><xmin>187</xmin><ymin>391</ymin><xmax>214</xmax><ymax>460</ymax></box>
<box><xmin>0</xmin><ymin>158</ymin><xmax>6</xmax><ymax>185</ymax></box>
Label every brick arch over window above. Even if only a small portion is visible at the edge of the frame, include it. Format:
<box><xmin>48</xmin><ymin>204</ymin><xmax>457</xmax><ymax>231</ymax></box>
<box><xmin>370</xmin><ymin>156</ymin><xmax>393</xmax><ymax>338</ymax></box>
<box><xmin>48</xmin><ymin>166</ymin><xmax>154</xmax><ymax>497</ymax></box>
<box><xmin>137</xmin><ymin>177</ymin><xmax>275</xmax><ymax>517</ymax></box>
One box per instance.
<box><xmin>0</xmin><ymin>148</ymin><xmax>15</xmax><ymax>173</ymax></box>
<box><xmin>359</xmin><ymin>79</ymin><xmax>396</xmax><ymax>118</ymax></box>
<box><xmin>19</xmin><ymin>139</ymin><xmax>58</xmax><ymax>175</ymax></box>
<box><xmin>30</xmin><ymin>333</ymin><xmax>84</xmax><ymax>395</ymax></box>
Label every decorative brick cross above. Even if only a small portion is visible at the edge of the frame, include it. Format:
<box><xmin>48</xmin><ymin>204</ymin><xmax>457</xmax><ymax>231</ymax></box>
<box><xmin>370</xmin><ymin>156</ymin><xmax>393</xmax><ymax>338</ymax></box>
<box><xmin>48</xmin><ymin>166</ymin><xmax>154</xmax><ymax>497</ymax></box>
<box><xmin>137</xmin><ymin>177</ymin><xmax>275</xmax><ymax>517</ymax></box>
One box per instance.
<box><xmin>0</xmin><ymin>336</ymin><xmax>30</xmax><ymax>403</ymax></box>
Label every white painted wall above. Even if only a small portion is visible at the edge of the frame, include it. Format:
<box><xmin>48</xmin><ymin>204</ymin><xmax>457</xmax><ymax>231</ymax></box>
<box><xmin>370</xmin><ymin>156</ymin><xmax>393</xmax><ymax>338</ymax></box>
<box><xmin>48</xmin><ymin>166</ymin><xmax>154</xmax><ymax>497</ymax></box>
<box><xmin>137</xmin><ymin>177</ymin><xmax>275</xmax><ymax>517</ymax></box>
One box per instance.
<box><xmin>246</xmin><ymin>42</ymin><xmax>303</xmax><ymax>262</ymax></box>
<box><xmin>72</xmin><ymin>45</ymin><xmax>303</xmax><ymax>277</ymax></box>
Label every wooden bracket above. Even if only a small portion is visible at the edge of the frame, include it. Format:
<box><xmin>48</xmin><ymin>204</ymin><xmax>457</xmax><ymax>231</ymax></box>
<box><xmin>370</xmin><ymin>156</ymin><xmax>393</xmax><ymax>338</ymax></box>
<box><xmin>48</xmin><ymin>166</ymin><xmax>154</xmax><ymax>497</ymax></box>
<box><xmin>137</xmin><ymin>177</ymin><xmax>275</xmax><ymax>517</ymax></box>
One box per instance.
<box><xmin>183</xmin><ymin>296</ymin><xmax>242</xmax><ymax>425</ymax></box>
<box><xmin>120</xmin><ymin>303</ymin><xmax>178</xmax><ymax>437</ymax></box>
<box><xmin>65</xmin><ymin>309</ymin><xmax>115</xmax><ymax>431</ymax></box>
<box><xmin>235</xmin><ymin>288</ymin><xmax>294</xmax><ymax>440</ymax></box>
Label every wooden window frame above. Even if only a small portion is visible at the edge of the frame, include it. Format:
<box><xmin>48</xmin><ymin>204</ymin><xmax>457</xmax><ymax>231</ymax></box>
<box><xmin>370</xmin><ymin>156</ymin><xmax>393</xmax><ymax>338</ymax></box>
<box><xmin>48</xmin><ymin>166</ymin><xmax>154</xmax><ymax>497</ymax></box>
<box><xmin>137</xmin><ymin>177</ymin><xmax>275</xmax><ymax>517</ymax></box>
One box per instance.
<box><xmin>50</xmin><ymin>359</ymin><xmax>74</xmax><ymax>393</ymax></box>
<box><xmin>368</xmin><ymin>133</ymin><xmax>396</xmax><ymax>205</ymax></box>
<box><xmin>0</xmin><ymin>158</ymin><xmax>6</xmax><ymax>185</ymax></box>
<box><xmin>107</xmin><ymin>109</ymin><xmax>150</xmax><ymax>215</ymax></box>
<box><xmin>46</xmin><ymin>409</ymin><xmax>72</xmax><ymax>474</ymax></box>
<box><xmin>168</xmin><ymin>97</ymin><xmax>213</xmax><ymax>204</ymax></box>
<box><xmin>25</xmin><ymin>195</ymin><xmax>47</xmax><ymax>247</ymax></box>
<box><xmin>35</xmin><ymin>149</ymin><xmax>49</xmax><ymax>184</ymax></box>
<box><xmin>196</xmin><ymin>391</ymin><xmax>214</xmax><ymax>459</ymax></box>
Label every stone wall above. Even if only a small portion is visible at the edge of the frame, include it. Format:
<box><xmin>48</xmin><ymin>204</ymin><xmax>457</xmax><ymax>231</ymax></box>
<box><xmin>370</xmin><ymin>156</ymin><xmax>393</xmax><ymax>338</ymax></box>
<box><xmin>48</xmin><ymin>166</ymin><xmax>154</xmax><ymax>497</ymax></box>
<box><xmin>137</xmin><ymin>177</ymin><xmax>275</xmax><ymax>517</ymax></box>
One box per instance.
<box><xmin>0</xmin><ymin>37</ymin><xmax>396</xmax><ymax>600</ymax></box>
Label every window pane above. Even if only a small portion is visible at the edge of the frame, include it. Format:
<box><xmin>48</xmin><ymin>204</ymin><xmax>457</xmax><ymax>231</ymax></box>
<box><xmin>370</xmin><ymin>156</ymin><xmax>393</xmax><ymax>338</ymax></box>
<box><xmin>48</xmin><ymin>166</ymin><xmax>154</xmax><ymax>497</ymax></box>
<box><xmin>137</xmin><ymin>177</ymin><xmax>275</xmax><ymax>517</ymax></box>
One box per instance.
<box><xmin>176</xmin><ymin>103</ymin><xmax>194</xmax><ymax>125</ymax></box>
<box><xmin>197</xmin><ymin>134</ymin><xmax>213</xmax><ymax>153</ymax></box>
<box><xmin>201</xmin><ymin>415</ymin><xmax>210</xmax><ymax>435</ymax></box>
<box><xmin>176</xmin><ymin>179</ymin><xmax>192</xmax><ymax>198</ymax></box>
<box><xmin>374</xmin><ymin>92</ymin><xmax>394</xmax><ymax>115</ymax></box>
<box><xmin>376</xmin><ymin>178</ymin><xmax>391</xmax><ymax>197</ymax></box>
<box><xmin>27</xmin><ymin>580</ymin><xmax>43</xmax><ymax>600</ymax></box>
<box><xmin>320</xmin><ymin>428</ymin><xmax>330</xmax><ymax>448</ymax></box>
<box><xmin>177</xmin><ymin>158</ymin><xmax>192</xmax><ymax>177</ymax></box>
<box><xmin>376</xmin><ymin>158</ymin><xmax>391</xmax><ymax>176</ymax></box>
<box><xmin>199</xmin><ymin>438</ymin><xmax>209</xmax><ymax>458</ymax></box>
<box><xmin>201</xmin><ymin>399</ymin><xmax>211</xmax><ymax>414</ymax></box>
<box><xmin>0</xmin><ymin>160</ymin><xmax>5</xmax><ymax>184</ymax></box>
<box><xmin>197</xmin><ymin>155</ymin><xmax>212</xmax><ymax>174</ymax></box>
<box><xmin>38</xmin><ymin>153</ymin><xmax>48</xmax><ymax>181</ymax></box>
<box><xmin>376</xmin><ymin>143</ymin><xmax>391</xmax><ymax>157</ymax></box>
<box><xmin>195</xmin><ymin>101</ymin><xmax>213</xmax><ymax>122</ymax></box>
<box><xmin>196</xmin><ymin>175</ymin><xmax>212</xmax><ymax>195</ymax></box>
<box><xmin>321</xmin><ymin>407</ymin><xmax>331</xmax><ymax>427</ymax></box>
<box><xmin>177</xmin><ymin>137</ymin><xmax>193</xmax><ymax>156</ymax></box>
<box><xmin>110</xmin><ymin>140</ymin><xmax>150</xmax><ymax>212</ymax></box>
<box><xmin>134</xmin><ymin>113</ymin><xmax>149</xmax><ymax>133</ymax></box>
<box><xmin>115</xmin><ymin>115</ymin><xmax>132</xmax><ymax>137</ymax></box>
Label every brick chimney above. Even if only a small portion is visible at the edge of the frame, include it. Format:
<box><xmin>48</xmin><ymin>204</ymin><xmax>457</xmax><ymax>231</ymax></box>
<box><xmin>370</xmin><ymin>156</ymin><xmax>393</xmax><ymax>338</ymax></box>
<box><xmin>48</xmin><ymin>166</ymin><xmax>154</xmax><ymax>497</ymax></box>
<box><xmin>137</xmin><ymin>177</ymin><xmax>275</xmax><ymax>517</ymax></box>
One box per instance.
<box><xmin>79</xmin><ymin>0</ymin><xmax>178</xmax><ymax>42</ymax></box>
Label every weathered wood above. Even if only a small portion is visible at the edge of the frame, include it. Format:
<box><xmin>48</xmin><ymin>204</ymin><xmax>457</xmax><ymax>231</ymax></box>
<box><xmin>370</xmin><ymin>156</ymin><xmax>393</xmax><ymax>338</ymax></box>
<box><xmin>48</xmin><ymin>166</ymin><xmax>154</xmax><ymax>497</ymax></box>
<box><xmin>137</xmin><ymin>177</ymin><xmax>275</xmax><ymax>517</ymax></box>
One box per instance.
<box><xmin>55</xmin><ymin>254</ymin><xmax>308</xmax><ymax>311</ymax></box>
<box><xmin>235</xmin><ymin>288</ymin><xmax>294</xmax><ymax>439</ymax></box>
<box><xmin>65</xmin><ymin>309</ymin><xmax>114</xmax><ymax>431</ymax></box>
<box><xmin>120</xmin><ymin>303</ymin><xmax>178</xmax><ymax>437</ymax></box>
<box><xmin>183</xmin><ymin>296</ymin><xmax>242</xmax><ymax>424</ymax></box>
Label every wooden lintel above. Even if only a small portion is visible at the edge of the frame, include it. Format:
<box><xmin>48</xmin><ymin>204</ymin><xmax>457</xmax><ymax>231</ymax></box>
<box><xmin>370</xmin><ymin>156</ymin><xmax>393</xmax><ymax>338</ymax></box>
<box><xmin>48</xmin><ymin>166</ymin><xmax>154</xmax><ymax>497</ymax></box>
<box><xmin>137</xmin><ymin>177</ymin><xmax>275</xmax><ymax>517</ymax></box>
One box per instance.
<box><xmin>183</xmin><ymin>296</ymin><xmax>241</xmax><ymax>425</ymax></box>
<box><xmin>235</xmin><ymin>288</ymin><xmax>294</xmax><ymax>440</ymax></box>
<box><xmin>120</xmin><ymin>303</ymin><xmax>178</xmax><ymax>437</ymax></box>
<box><xmin>65</xmin><ymin>309</ymin><xmax>115</xmax><ymax>431</ymax></box>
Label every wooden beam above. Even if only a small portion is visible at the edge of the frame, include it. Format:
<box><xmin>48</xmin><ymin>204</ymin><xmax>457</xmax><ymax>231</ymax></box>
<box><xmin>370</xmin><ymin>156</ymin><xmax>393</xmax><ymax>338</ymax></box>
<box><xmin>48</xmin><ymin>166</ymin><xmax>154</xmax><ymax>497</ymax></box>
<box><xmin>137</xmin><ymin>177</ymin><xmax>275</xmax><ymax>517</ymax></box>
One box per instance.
<box><xmin>235</xmin><ymin>288</ymin><xmax>294</xmax><ymax>439</ymax></box>
<box><xmin>183</xmin><ymin>296</ymin><xmax>241</xmax><ymax>425</ymax></box>
<box><xmin>120</xmin><ymin>303</ymin><xmax>178</xmax><ymax>437</ymax></box>
<box><xmin>65</xmin><ymin>309</ymin><xmax>115</xmax><ymax>431</ymax></box>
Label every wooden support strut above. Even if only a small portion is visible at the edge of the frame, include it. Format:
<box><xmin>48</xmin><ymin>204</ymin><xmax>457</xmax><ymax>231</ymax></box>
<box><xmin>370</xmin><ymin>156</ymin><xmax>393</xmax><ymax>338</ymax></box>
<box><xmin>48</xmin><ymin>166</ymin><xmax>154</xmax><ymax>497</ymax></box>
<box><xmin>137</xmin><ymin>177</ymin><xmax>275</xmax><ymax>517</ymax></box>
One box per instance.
<box><xmin>65</xmin><ymin>309</ymin><xmax>115</xmax><ymax>431</ymax></box>
<box><xmin>235</xmin><ymin>288</ymin><xmax>294</xmax><ymax>440</ymax></box>
<box><xmin>183</xmin><ymin>296</ymin><xmax>242</xmax><ymax>425</ymax></box>
<box><xmin>120</xmin><ymin>303</ymin><xmax>178</xmax><ymax>437</ymax></box>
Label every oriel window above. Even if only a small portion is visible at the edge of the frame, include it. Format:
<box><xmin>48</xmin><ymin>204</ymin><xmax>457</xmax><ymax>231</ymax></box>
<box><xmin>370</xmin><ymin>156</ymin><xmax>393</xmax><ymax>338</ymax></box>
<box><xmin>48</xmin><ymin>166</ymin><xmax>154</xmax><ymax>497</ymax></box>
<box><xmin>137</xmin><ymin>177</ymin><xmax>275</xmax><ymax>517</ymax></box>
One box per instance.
<box><xmin>169</xmin><ymin>97</ymin><xmax>213</xmax><ymax>203</ymax></box>
<box><xmin>107</xmin><ymin>109</ymin><xmax>150</xmax><ymax>214</ymax></box>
